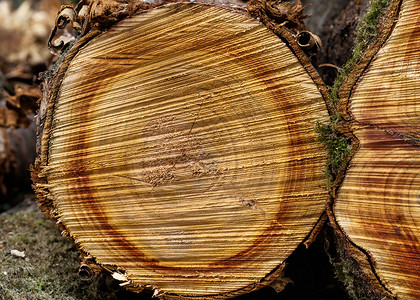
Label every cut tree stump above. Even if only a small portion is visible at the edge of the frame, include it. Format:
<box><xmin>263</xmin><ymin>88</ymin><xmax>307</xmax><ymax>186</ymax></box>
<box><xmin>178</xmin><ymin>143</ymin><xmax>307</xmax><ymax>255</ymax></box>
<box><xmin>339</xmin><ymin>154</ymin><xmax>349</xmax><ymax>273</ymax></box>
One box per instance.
<box><xmin>32</xmin><ymin>1</ymin><xmax>330</xmax><ymax>298</ymax></box>
<box><xmin>332</xmin><ymin>0</ymin><xmax>420</xmax><ymax>299</ymax></box>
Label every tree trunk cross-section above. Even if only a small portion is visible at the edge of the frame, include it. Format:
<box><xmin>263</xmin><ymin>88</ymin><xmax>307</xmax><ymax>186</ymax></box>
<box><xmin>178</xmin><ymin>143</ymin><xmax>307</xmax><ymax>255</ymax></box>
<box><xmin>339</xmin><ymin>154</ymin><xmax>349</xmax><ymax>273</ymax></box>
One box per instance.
<box><xmin>335</xmin><ymin>0</ymin><xmax>420</xmax><ymax>298</ymax></box>
<box><xmin>35</xmin><ymin>2</ymin><xmax>329</xmax><ymax>298</ymax></box>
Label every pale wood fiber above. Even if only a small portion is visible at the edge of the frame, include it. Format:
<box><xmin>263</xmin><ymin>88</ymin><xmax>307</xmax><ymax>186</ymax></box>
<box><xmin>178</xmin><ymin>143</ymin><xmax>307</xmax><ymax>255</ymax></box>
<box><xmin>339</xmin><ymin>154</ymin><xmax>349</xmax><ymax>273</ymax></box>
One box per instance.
<box><xmin>44</xmin><ymin>3</ymin><xmax>328</xmax><ymax>296</ymax></box>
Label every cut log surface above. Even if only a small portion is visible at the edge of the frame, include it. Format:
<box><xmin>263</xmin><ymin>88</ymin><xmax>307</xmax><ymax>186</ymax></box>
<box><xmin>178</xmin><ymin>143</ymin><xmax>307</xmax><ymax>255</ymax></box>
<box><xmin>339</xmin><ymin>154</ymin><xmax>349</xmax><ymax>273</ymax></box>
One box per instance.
<box><xmin>335</xmin><ymin>0</ymin><xmax>420</xmax><ymax>298</ymax></box>
<box><xmin>38</xmin><ymin>2</ymin><xmax>329</xmax><ymax>297</ymax></box>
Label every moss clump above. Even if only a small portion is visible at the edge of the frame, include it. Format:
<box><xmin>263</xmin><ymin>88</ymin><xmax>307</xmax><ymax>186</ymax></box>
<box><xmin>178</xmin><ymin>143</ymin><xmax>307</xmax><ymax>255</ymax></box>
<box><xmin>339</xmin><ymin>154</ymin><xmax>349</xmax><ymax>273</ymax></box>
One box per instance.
<box><xmin>0</xmin><ymin>208</ymin><xmax>148</xmax><ymax>300</ymax></box>
<box><xmin>315</xmin><ymin>121</ymin><xmax>351</xmax><ymax>189</ymax></box>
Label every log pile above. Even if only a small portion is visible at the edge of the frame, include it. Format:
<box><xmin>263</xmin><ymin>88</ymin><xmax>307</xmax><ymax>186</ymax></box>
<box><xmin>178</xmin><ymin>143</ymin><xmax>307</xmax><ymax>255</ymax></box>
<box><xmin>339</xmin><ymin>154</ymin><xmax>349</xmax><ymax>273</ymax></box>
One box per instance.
<box><xmin>30</xmin><ymin>0</ymin><xmax>419</xmax><ymax>299</ymax></box>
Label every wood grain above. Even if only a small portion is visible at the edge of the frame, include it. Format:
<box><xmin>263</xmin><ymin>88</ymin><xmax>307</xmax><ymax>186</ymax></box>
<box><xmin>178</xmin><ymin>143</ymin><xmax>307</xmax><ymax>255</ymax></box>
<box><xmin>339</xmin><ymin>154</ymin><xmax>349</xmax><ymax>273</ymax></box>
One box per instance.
<box><xmin>40</xmin><ymin>3</ymin><xmax>329</xmax><ymax>297</ymax></box>
<box><xmin>335</xmin><ymin>0</ymin><xmax>420</xmax><ymax>298</ymax></box>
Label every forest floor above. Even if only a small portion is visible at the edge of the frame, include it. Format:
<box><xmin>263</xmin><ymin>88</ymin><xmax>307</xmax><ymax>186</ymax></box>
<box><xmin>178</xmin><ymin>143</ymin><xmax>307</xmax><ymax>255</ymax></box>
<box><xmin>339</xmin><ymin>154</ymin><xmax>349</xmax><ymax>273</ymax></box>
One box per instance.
<box><xmin>0</xmin><ymin>195</ymin><xmax>151</xmax><ymax>300</ymax></box>
<box><xmin>0</xmin><ymin>0</ymin><xmax>357</xmax><ymax>298</ymax></box>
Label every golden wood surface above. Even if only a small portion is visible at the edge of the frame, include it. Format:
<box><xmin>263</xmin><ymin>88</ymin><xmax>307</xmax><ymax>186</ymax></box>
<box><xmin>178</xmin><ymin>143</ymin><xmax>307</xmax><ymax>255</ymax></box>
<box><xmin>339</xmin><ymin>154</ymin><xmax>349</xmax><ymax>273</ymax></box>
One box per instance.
<box><xmin>335</xmin><ymin>0</ymin><xmax>420</xmax><ymax>298</ymax></box>
<box><xmin>42</xmin><ymin>3</ymin><xmax>328</xmax><ymax>297</ymax></box>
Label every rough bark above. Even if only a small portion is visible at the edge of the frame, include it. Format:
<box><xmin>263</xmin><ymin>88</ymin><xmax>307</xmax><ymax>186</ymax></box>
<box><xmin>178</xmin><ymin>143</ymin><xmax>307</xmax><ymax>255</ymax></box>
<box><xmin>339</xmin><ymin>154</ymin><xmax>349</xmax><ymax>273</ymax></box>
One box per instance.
<box><xmin>32</xmin><ymin>0</ymin><xmax>330</xmax><ymax>298</ymax></box>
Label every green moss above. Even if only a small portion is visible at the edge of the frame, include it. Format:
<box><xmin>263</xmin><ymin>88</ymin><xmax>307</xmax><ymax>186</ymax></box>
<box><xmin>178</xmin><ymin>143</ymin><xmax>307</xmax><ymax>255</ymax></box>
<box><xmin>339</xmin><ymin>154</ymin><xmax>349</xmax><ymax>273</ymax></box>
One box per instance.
<box><xmin>0</xmin><ymin>209</ymin><xmax>146</xmax><ymax>300</ymax></box>
<box><xmin>315</xmin><ymin>121</ymin><xmax>351</xmax><ymax>189</ymax></box>
<box><xmin>317</xmin><ymin>0</ymin><xmax>391</xmax><ymax>190</ymax></box>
